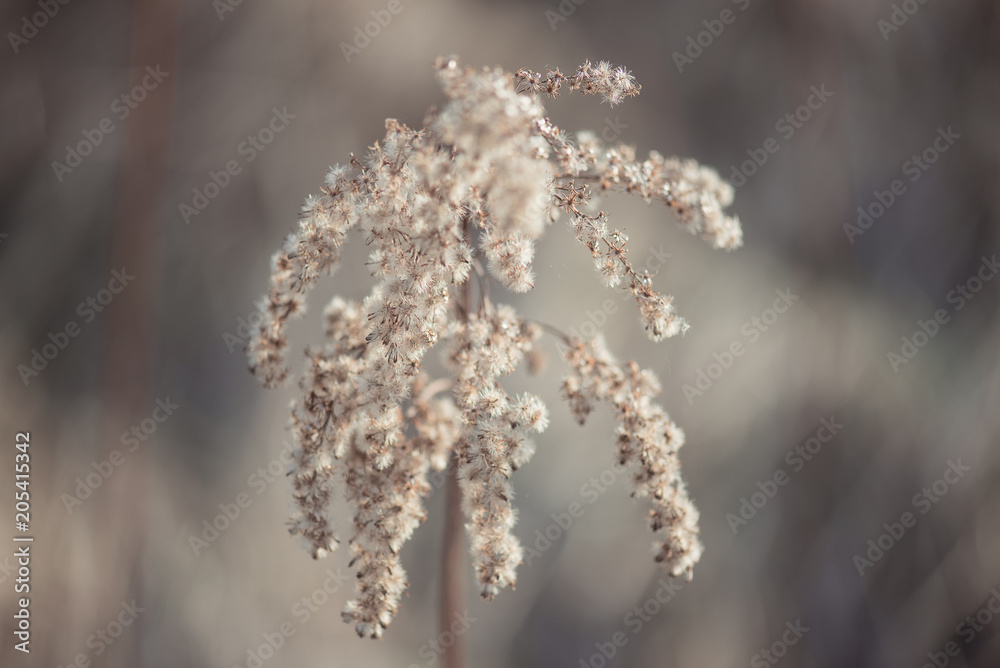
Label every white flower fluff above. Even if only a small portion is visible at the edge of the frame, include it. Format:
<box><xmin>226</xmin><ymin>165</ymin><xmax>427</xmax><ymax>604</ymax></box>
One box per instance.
<box><xmin>247</xmin><ymin>56</ymin><xmax>742</xmax><ymax>639</ymax></box>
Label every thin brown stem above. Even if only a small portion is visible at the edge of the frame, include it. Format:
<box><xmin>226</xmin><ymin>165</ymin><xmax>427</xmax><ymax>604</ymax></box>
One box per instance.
<box><xmin>438</xmin><ymin>216</ymin><xmax>473</xmax><ymax>668</ymax></box>
<box><xmin>531</xmin><ymin>319</ymin><xmax>572</xmax><ymax>344</ymax></box>
<box><xmin>440</xmin><ymin>457</ymin><xmax>466</xmax><ymax>668</ymax></box>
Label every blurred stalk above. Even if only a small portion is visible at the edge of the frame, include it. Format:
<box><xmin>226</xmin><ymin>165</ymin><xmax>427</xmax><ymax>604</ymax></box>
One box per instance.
<box><xmin>439</xmin><ymin>216</ymin><xmax>475</xmax><ymax>668</ymax></box>
<box><xmin>440</xmin><ymin>459</ymin><xmax>466</xmax><ymax>668</ymax></box>
<box><xmin>97</xmin><ymin>0</ymin><xmax>176</xmax><ymax>664</ymax></box>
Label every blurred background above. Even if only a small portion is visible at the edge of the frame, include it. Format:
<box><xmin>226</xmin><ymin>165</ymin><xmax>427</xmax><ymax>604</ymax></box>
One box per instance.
<box><xmin>2</xmin><ymin>0</ymin><xmax>999</xmax><ymax>666</ymax></box>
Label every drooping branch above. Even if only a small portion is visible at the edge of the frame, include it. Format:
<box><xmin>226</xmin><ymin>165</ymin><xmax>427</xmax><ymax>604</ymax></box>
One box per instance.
<box><xmin>555</xmin><ymin>182</ymin><xmax>689</xmax><ymax>341</ymax></box>
<box><xmin>560</xmin><ymin>336</ymin><xmax>702</xmax><ymax>580</ymax></box>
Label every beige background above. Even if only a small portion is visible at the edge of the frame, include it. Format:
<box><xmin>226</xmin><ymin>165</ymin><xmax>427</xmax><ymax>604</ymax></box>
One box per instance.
<box><xmin>1</xmin><ymin>0</ymin><xmax>999</xmax><ymax>666</ymax></box>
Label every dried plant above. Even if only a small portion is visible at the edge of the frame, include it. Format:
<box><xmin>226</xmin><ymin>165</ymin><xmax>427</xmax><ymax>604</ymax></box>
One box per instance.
<box><xmin>247</xmin><ymin>56</ymin><xmax>742</xmax><ymax>641</ymax></box>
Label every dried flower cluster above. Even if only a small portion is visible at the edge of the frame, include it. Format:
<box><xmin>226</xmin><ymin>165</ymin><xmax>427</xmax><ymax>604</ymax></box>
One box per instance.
<box><xmin>248</xmin><ymin>56</ymin><xmax>741</xmax><ymax>638</ymax></box>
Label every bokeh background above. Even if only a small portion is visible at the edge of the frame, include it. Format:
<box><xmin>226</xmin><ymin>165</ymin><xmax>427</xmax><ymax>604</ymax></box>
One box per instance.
<box><xmin>2</xmin><ymin>0</ymin><xmax>1000</xmax><ymax>666</ymax></box>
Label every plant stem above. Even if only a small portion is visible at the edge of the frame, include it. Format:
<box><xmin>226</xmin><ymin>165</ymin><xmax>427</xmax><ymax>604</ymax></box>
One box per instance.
<box><xmin>440</xmin><ymin>456</ymin><xmax>466</xmax><ymax>668</ymax></box>
<box><xmin>439</xmin><ymin>217</ymin><xmax>473</xmax><ymax>668</ymax></box>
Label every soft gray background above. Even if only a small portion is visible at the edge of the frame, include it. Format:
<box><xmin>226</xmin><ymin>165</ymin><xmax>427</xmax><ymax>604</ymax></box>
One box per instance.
<box><xmin>2</xmin><ymin>0</ymin><xmax>999</xmax><ymax>666</ymax></box>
